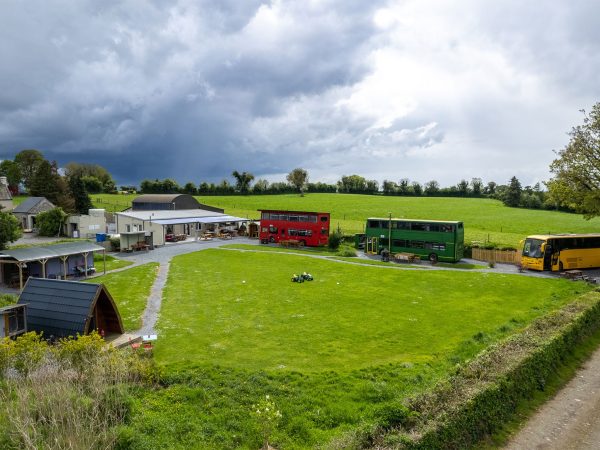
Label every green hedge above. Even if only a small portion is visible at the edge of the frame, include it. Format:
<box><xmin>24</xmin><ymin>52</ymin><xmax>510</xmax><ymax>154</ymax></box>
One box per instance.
<box><xmin>376</xmin><ymin>291</ymin><xmax>600</xmax><ymax>448</ymax></box>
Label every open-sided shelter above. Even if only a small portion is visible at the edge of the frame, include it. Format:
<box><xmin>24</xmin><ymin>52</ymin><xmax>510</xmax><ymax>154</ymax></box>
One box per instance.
<box><xmin>17</xmin><ymin>278</ymin><xmax>124</xmax><ymax>338</ymax></box>
<box><xmin>0</xmin><ymin>242</ymin><xmax>106</xmax><ymax>289</ymax></box>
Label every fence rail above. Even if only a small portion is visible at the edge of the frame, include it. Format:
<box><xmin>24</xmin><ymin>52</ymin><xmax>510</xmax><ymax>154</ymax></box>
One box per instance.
<box><xmin>471</xmin><ymin>248</ymin><xmax>522</xmax><ymax>264</ymax></box>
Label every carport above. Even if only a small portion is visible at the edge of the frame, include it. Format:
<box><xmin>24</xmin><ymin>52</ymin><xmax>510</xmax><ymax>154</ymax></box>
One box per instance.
<box><xmin>152</xmin><ymin>215</ymin><xmax>249</xmax><ymax>240</ymax></box>
<box><xmin>0</xmin><ymin>242</ymin><xmax>106</xmax><ymax>290</ymax></box>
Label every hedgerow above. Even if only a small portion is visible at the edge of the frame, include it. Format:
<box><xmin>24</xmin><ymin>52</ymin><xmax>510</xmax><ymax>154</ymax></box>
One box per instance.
<box><xmin>364</xmin><ymin>291</ymin><xmax>600</xmax><ymax>449</ymax></box>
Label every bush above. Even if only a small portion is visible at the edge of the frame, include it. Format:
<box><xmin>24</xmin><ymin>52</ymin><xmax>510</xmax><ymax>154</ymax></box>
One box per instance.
<box><xmin>36</xmin><ymin>207</ymin><xmax>67</xmax><ymax>236</ymax></box>
<box><xmin>109</xmin><ymin>236</ymin><xmax>121</xmax><ymax>252</ymax></box>
<box><xmin>338</xmin><ymin>246</ymin><xmax>357</xmax><ymax>257</ymax></box>
<box><xmin>328</xmin><ymin>230</ymin><xmax>343</xmax><ymax>250</ymax></box>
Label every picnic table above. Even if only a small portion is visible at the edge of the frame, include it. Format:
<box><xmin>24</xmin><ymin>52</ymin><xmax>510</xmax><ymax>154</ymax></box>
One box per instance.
<box><xmin>280</xmin><ymin>239</ymin><xmax>301</xmax><ymax>248</ymax></box>
<box><xmin>393</xmin><ymin>252</ymin><xmax>420</xmax><ymax>263</ymax></box>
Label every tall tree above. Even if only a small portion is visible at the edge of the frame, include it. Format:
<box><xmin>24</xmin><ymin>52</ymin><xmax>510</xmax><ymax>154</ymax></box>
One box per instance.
<box><xmin>0</xmin><ymin>160</ymin><xmax>22</xmax><ymax>194</ymax></box>
<box><xmin>65</xmin><ymin>162</ymin><xmax>116</xmax><ymax>193</ymax></box>
<box><xmin>286</xmin><ymin>168</ymin><xmax>309</xmax><ymax>195</ymax></box>
<box><xmin>424</xmin><ymin>180</ymin><xmax>440</xmax><ymax>195</ymax></box>
<box><xmin>547</xmin><ymin>103</ymin><xmax>600</xmax><ymax>218</ymax></box>
<box><xmin>504</xmin><ymin>176</ymin><xmax>522</xmax><ymax>207</ymax></box>
<box><xmin>411</xmin><ymin>181</ymin><xmax>423</xmax><ymax>196</ymax></box>
<box><xmin>456</xmin><ymin>179</ymin><xmax>470</xmax><ymax>196</ymax></box>
<box><xmin>471</xmin><ymin>178</ymin><xmax>483</xmax><ymax>196</ymax></box>
<box><xmin>231</xmin><ymin>171</ymin><xmax>254</xmax><ymax>194</ymax></box>
<box><xmin>69</xmin><ymin>176</ymin><xmax>94</xmax><ymax>214</ymax></box>
<box><xmin>29</xmin><ymin>160</ymin><xmax>61</xmax><ymax>204</ymax></box>
<box><xmin>337</xmin><ymin>175</ymin><xmax>368</xmax><ymax>193</ymax></box>
<box><xmin>0</xmin><ymin>210</ymin><xmax>22</xmax><ymax>250</ymax></box>
<box><xmin>14</xmin><ymin>149</ymin><xmax>45</xmax><ymax>190</ymax></box>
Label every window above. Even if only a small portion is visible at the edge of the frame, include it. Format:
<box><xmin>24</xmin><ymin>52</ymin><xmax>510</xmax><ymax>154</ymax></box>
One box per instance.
<box><xmin>271</xmin><ymin>214</ymin><xmax>280</xmax><ymax>221</ymax></box>
<box><xmin>262</xmin><ymin>227</ymin><xmax>268</xmax><ymax>232</ymax></box>
<box><xmin>261</xmin><ymin>212</ymin><xmax>270</xmax><ymax>220</ymax></box>
<box><xmin>411</xmin><ymin>223</ymin><xmax>428</xmax><ymax>231</ymax></box>
<box><xmin>432</xmin><ymin>243</ymin><xmax>446</xmax><ymax>251</ymax></box>
<box><xmin>441</xmin><ymin>225</ymin><xmax>454</xmax><ymax>233</ymax></box>
<box><xmin>392</xmin><ymin>239</ymin><xmax>408</xmax><ymax>248</ymax></box>
<box><xmin>410</xmin><ymin>241</ymin><xmax>425</xmax><ymax>249</ymax></box>
<box><xmin>368</xmin><ymin>220</ymin><xmax>382</xmax><ymax>228</ymax></box>
<box><xmin>321</xmin><ymin>228</ymin><xmax>328</xmax><ymax>235</ymax></box>
<box><xmin>320</xmin><ymin>216</ymin><xmax>328</xmax><ymax>222</ymax></box>
<box><xmin>298</xmin><ymin>215</ymin><xmax>309</xmax><ymax>222</ymax></box>
<box><xmin>279</xmin><ymin>214</ymin><xmax>288</xmax><ymax>221</ymax></box>
<box><xmin>289</xmin><ymin>229</ymin><xmax>298</xmax><ymax>236</ymax></box>
<box><xmin>126</xmin><ymin>224</ymin><xmax>131</xmax><ymax>232</ymax></box>
<box><xmin>269</xmin><ymin>225</ymin><xmax>278</xmax><ymax>233</ymax></box>
<box><xmin>289</xmin><ymin>215</ymin><xmax>299</xmax><ymax>222</ymax></box>
<box><xmin>309</xmin><ymin>215</ymin><xmax>317</xmax><ymax>223</ymax></box>
<box><xmin>523</xmin><ymin>239</ymin><xmax>543</xmax><ymax>257</ymax></box>
<box><xmin>298</xmin><ymin>230</ymin><xmax>313</xmax><ymax>237</ymax></box>
<box><xmin>394</xmin><ymin>221</ymin><xmax>410</xmax><ymax>230</ymax></box>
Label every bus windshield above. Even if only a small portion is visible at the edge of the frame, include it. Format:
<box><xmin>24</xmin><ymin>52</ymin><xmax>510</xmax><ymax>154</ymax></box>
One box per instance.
<box><xmin>523</xmin><ymin>238</ymin><xmax>544</xmax><ymax>258</ymax></box>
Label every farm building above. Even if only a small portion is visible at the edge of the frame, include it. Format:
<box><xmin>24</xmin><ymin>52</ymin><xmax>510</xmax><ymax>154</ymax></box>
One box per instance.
<box><xmin>0</xmin><ymin>303</ymin><xmax>27</xmax><ymax>338</ymax></box>
<box><xmin>0</xmin><ymin>177</ymin><xmax>13</xmax><ymax>211</ymax></box>
<box><xmin>131</xmin><ymin>194</ymin><xmax>224</xmax><ymax>213</ymax></box>
<box><xmin>17</xmin><ymin>278</ymin><xmax>124</xmax><ymax>339</ymax></box>
<box><xmin>116</xmin><ymin>209</ymin><xmax>248</xmax><ymax>248</ymax></box>
<box><xmin>12</xmin><ymin>197</ymin><xmax>55</xmax><ymax>231</ymax></box>
<box><xmin>64</xmin><ymin>208</ymin><xmax>107</xmax><ymax>238</ymax></box>
<box><xmin>0</xmin><ymin>242</ymin><xmax>106</xmax><ymax>289</ymax></box>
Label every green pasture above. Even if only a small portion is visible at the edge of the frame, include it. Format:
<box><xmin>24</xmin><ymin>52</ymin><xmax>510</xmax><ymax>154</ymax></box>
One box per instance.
<box><xmin>91</xmin><ymin>193</ymin><xmax>600</xmax><ymax>248</ymax></box>
<box><xmin>87</xmin><ymin>263</ymin><xmax>158</xmax><ymax>331</ymax></box>
<box><xmin>121</xmin><ymin>249</ymin><xmax>589</xmax><ymax>449</ymax></box>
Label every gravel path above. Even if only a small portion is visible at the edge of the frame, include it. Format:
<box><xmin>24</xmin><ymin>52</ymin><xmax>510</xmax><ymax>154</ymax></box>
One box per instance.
<box><xmin>138</xmin><ymin>261</ymin><xmax>170</xmax><ymax>336</ymax></box>
<box><xmin>505</xmin><ymin>344</ymin><xmax>600</xmax><ymax>449</ymax></box>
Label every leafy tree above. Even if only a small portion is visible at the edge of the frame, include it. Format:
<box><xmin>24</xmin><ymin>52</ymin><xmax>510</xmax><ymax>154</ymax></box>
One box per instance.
<box><xmin>547</xmin><ymin>103</ymin><xmax>600</xmax><ymax>218</ymax></box>
<box><xmin>183</xmin><ymin>182</ymin><xmax>197</xmax><ymax>195</ymax></box>
<box><xmin>471</xmin><ymin>178</ymin><xmax>483</xmax><ymax>196</ymax></box>
<box><xmin>0</xmin><ymin>160</ymin><xmax>22</xmax><ymax>193</ymax></box>
<box><xmin>231</xmin><ymin>171</ymin><xmax>254</xmax><ymax>194</ymax></box>
<box><xmin>337</xmin><ymin>175</ymin><xmax>368</xmax><ymax>193</ymax></box>
<box><xmin>81</xmin><ymin>176</ymin><xmax>103</xmax><ymax>194</ymax></box>
<box><xmin>69</xmin><ymin>176</ymin><xmax>93</xmax><ymax>214</ymax></box>
<box><xmin>36</xmin><ymin>207</ymin><xmax>67</xmax><ymax>236</ymax></box>
<box><xmin>424</xmin><ymin>180</ymin><xmax>440</xmax><ymax>195</ymax></box>
<box><xmin>198</xmin><ymin>182</ymin><xmax>210</xmax><ymax>195</ymax></box>
<box><xmin>366</xmin><ymin>179</ymin><xmax>379</xmax><ymax>194</ymax></box>
<box><xmin>484</xmin><ymin>181</ymin><xmax>497</xmax><ymax>195</ymax></box>
<box><xmin>65</xmin><ymin>162</ymin><xmax>116</xmax><ymax>193</ymax></box>
<box><xmin>252</xmin><ymin>179</ymin><xmax>270</xmax><ymax>194</ymax></box>
<box><xmin>382</xmin><ymin>180</ymin><xmax>397</xmax><ymax>195</ymax></box>
<box><xmin>29</xmin><ymin>160</ymin><xmax>61</xmax><ymax>204</ymax></box>
<box><xmin>456</xmin><ymin>179</ymin><xmax>469</xmax><ymax>196</ymax></box>
<box><xmin>398</xmin><ymin>179</ymin><xmax>411</xmax><ymax>195</ymax></box>
<box><xmin>14</xmin><ymin>149</ymin><xmax>45</xmax><ymax>190</ymax></box>
<box><xmin>504</xmin><ymin>176</ymin><xmax>522</xmax><ymax>207</ymax></box>
<box><xmin>0</xmin><ymin>210</ymin><xmax>22</xmax><ymax>249</ymax></box>
<box><xmin>286</xmin><ymin>168</ymin><xmax>309</xmax><ymax>195</ymax></box>
<box><xmin>412</xmin><ymin>181</ymin><xmax>423</xmax><ymax>196</ymax></box>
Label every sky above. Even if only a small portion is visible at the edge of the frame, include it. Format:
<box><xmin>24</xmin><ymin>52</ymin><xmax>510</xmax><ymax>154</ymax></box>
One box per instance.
<box><xmin>0</xmin><ymin>0</ymin><xmax>599</xmax><ymax>187</ymax></box>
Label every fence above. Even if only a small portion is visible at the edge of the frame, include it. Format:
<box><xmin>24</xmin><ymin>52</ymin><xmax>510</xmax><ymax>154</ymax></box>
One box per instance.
<box><xmin>471</xmin><ymin>248</ymin><xmax>522</xmax><ymax>264</ymax></box>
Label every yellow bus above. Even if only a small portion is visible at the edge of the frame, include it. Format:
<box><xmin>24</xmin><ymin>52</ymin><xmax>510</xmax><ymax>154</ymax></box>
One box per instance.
<box><xmin>521</xmin><ymin>234</ymin><xmax>600</xmax><ymax>271</ymax></box>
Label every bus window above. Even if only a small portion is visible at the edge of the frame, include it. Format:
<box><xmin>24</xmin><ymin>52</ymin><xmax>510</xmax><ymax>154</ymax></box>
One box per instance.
<box><xmin>410</xmin><ymin>241</ymin><xmax>425</xmax><ymax>249</ymax></box>
<box><xmin>269</xmin><ymin>225</ymin><xmax>278</xmax><ymax>233</ymax></box>
<box><xmin>289</xmin><ymin>229</ymin><xmax>298</xmax><ymax>236</ymax></box>
<box><xmin>523</xmin><ymin>239</ymin><xmax>543</xmax><ymax>257</ymax></box>
<box><xmin>320</xmin><ymin>216</ymin><xmax>328</xmax><ymax>222</ymax></box>
<box><xmin>279</xmin><ymin>214</ymin><xmax>288</xmax><ymax>221</ymax></box>
<box><xmin>392</xmin><ymin>239</ymin><xmax>408</xmax><ymax>247</ymax></box>
<box><xmin>368</xmin><ymin>220</ymin><xmax>381</xmax><ymax>228</ymax></box>
<box><xmin>261</xmin><ymin>212</ymin><xmax>270</xmax><ymax>220</ymax></box>
<box><xmin>321</xmin><ymin>228</ymin><xmax>328</xmax><ymax>235</ymax></box>
<box><xmin>441</xmin><ymin>225</ymin><xmax>454</xmax><ymax>232</ymax></box>
<box><xmin>289</xmin><ymin>215</ymin><xmax>298</xmax><ymax>222</ymax></box>
<box><xmin>412</xmin><ymin>223</ymin><xmax>427</xmax><ymax>231</ymax></box>
<box><xmin>395</xmin><ymin>221</ymin><xmax>410</xmax><ymax>230</ymax></box>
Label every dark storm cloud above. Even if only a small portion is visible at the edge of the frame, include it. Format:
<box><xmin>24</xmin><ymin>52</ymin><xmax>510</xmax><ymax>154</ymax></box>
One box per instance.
<box><xmin>1</xmin><ymin>0</ymin><xmax>600</xmax><ymax>186</ymax></box>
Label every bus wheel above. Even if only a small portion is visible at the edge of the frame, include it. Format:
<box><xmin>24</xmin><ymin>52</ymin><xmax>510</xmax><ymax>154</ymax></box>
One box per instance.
<box><xmin>269</xmin><ymin>236</ymin><xmax>275</xmax><ymax>243</ymax></box>
<box><xmin>428</xmin><ymin>253</ymin><xmax>438</xmax><ymax>263</ymax></box>
<box><xmin>299</xmin><ymin>240</ymin><xmax>306</xmax><ymax>247</ymax></box>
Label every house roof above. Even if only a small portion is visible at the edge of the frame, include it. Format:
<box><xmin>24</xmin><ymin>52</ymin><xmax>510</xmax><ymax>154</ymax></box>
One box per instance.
<box><xmin>12</xmin><ymin>197</ymin><xmax>50</xmax><ymax>214</ymax></box>
<box><xmin>0</xmin><ymin>242</ymin><xmax>104</xmax><ymax>263</ymax></box>
<box><xmin>133</xmin><ymin>194</ymin><xmax>187</xmax><ymax>204</ymax></box>
<box><xmin>17</xmin><ymin>278</ymin><xmax>123</xmax><ymax>338</ymax></box>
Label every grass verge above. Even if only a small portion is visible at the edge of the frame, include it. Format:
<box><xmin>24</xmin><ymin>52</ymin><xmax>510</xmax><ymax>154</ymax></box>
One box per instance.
<box><xmin>87</xmin><ymin>263</ymin><xmax>158</xmax><ymax>331</ymax></box>
<box><xmin>93</xmin><ymin>253</ymin><xmax>133</xmax><ymax>272</ymax></box>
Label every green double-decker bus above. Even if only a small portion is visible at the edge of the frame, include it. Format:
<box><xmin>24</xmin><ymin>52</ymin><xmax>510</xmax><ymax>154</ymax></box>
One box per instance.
<box><xmin>364</xmin><ymin>218</ymin><xmax>464</xmax><ymax>263</ymax></box>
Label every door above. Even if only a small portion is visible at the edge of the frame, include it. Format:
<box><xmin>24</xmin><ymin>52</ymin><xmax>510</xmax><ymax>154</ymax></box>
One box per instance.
<box><xmin>366</xmin><ymin>237</ymin><xmax>378</xmax><ymax>254</ymax></box>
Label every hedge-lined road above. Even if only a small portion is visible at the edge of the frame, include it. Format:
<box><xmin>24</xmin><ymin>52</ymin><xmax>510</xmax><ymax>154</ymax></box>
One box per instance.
<box><xmin>505</xmin><ymin>344</ymin><xmax>600</xmax><ymax>449</ymax></box>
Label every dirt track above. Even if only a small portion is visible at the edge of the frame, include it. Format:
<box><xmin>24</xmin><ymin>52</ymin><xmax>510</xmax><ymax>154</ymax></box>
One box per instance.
<box><xmin>505</xmin><ymin>344</ymin><xmax>600</xmax><ymax>449</ymax></box>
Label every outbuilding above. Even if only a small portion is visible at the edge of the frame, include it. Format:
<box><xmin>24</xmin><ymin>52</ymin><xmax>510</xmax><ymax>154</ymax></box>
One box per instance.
<box><xmin>131</xmin><ymin>194</ymin><xmax>223</xmax><ymax>213</ymax></box>
<box><xmin>12</xmin><ymin>197</ymin><xmax>55</xmax><ymax>231</ymax></box>
<box><xmin>17</xmin><ymin>278</ymin><xmax>124</xmax><ymax>339</ymax></box>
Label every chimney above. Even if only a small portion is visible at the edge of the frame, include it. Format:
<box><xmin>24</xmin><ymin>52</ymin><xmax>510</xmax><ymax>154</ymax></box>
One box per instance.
<box><xmin>0</xmin><ymin>177</ymin><xmax>7</xmax><ymax>187</ymax></box>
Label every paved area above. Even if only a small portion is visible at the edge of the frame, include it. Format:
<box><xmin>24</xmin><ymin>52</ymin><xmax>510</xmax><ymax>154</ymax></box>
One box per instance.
<box><xmin>505</xmin><ymin>344</ymin><xmax>600</xmax><ymax>450</ymax></box>
<box><xmin>11</xmin><ymin>233</ymin><xmax>68</xmax><ymax>246</ymax></box>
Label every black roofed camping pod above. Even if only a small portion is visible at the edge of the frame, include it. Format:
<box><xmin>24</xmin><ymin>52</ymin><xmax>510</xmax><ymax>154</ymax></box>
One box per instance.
<box><xmin>17</xmin><ymin>278</ymin><xmax>124</xmax><ymax>338</ymax></box>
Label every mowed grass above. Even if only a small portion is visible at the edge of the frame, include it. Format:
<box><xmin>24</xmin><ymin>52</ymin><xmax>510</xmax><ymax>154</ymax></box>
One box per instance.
<box><xmin>156</xmin><ymin>250</ymin><xmax>585</xmax><ymax>371</ymax></box>
<box><xmin>119</xmin><ymin>249</ymin><xmax>590</xmax><ymax>449</ymax></box>
<box><xmin>93</xmin><ymin>253</ymin><xmax>133</xmax><ymax>272</ymax></box>
<box><xmin>92</xmin><ymin>193</ymin><xmax>600</xmax><ymax>248</ymax></box>
<box><xmin>87</xmin><ymin>263</ymin><xmax>158</xmax><ymax>331</ymax></box>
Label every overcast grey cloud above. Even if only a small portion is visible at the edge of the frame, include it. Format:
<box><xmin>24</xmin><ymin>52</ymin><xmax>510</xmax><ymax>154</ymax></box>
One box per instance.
<box><xmin>1</xmin><ymin>0</ymin><xmax>599</xmax><ymax>187</ymax></box>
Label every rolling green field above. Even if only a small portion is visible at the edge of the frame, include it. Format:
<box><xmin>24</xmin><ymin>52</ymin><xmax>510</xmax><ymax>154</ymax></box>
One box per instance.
<box><xmin>91</xmin><ymin>193</ymin><xmax>600</xmax><ymax>248</ymax></box>
<box><xmin>87</xmin><ymin>263</ymin><xmax>158</xmax><ymax>331</ymax></box>
<box><xmin>121</xmin><ymin>249</ymin><xmax>590</xmax><ymax>449</ymax></box>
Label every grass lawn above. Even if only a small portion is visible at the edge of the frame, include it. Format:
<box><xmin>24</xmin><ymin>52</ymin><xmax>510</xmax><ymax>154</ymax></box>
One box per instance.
<box><xmin>87</xmin><ymin>263</ymin><xmax>158</xmax><ymax>331</ymax></box>
<box><xmin>122</xmin><ymin>249</ymin><xmax>589</xmax><ymax>449</ymax></box>
<box><xmin>91</xmin><ymin>193</ymin><xmax>600</xmax><ymax>248</ymax></box>
<box><xmin>93</xmin><ymin>253</ymin><xmax>133</xmax><ymax>272</ymax></box>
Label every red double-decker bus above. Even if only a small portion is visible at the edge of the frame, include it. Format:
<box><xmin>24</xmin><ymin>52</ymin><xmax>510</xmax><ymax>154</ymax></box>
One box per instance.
<box><xmin>259</xmin><ymin>210</ymin><xmax>330</xmax><ymax>247</ymax></box>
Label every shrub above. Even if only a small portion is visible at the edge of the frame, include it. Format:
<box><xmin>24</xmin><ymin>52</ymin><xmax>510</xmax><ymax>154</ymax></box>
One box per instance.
<box><xmin>36</xmin><ymin>207</ymin><xmax>67</xmax><ymax>236</ymax></box>
<box><xmin>328</xmin><ymin>230</ymin><xmax>343</xmax><ymax>250</ymax></box>
<box><xmin>338</xmin><ymin>246</ymin><xmax>357</xmax><ymax>257</ymax></box>
<box><xmin>109</xmin><ymin>236</ymin><xmax>121</xmax><ymax>251</ymax></box>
